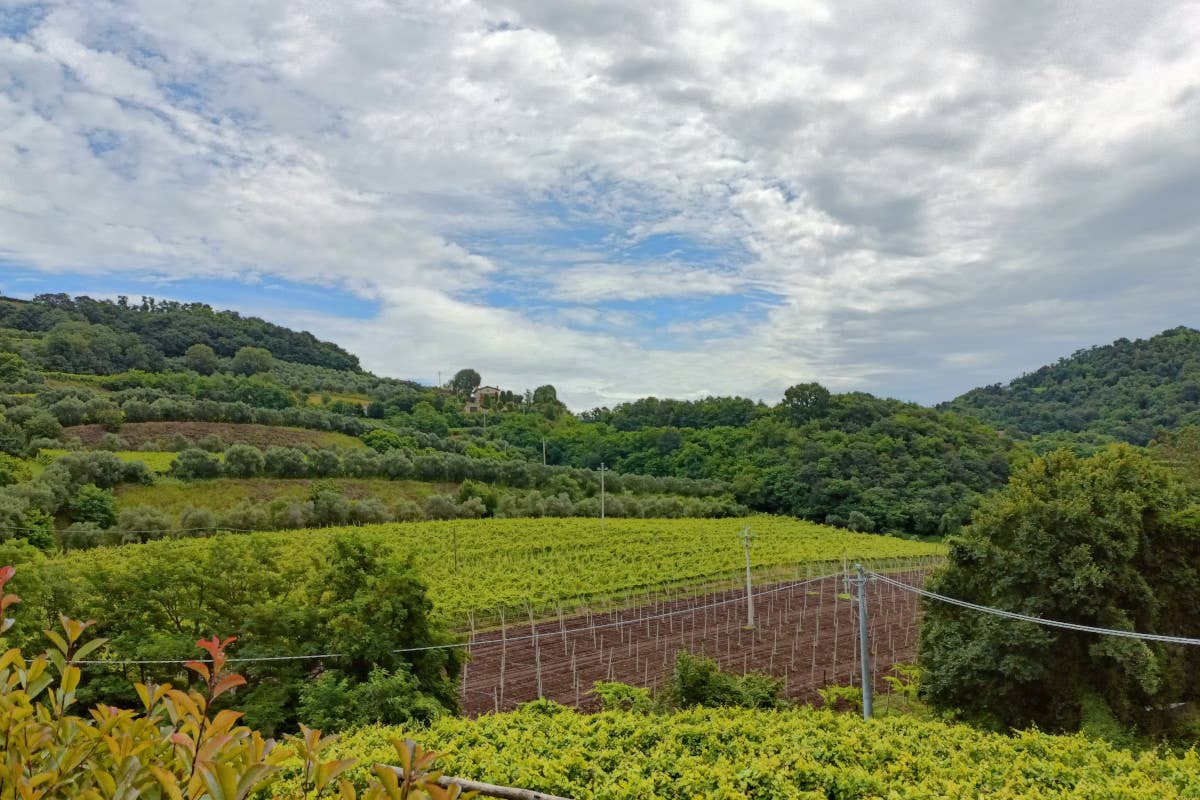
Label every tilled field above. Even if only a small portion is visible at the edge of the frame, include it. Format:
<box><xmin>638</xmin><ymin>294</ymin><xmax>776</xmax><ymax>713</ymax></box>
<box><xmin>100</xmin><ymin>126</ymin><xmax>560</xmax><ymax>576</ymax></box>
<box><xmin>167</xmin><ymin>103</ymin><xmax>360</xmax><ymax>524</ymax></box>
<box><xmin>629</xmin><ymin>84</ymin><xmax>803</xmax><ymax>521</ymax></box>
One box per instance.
<box><xmin>460</xmin><ymin>566</ymin><xmax>926</xmax><ymax>715</ymax></box>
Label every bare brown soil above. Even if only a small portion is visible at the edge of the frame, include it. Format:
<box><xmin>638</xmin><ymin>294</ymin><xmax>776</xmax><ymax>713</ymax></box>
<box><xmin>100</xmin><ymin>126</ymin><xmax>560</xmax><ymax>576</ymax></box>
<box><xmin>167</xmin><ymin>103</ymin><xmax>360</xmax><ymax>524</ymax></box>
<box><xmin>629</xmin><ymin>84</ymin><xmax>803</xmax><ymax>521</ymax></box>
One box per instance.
<box><xmin>62</xmin><ymin>422</ymin><xmax>364</xmax><ymax>450</ymax></box>
<box><xmin>460</xmin><ymin>567</ymin><xmax>926</xmax><ymax>716</ymax></box>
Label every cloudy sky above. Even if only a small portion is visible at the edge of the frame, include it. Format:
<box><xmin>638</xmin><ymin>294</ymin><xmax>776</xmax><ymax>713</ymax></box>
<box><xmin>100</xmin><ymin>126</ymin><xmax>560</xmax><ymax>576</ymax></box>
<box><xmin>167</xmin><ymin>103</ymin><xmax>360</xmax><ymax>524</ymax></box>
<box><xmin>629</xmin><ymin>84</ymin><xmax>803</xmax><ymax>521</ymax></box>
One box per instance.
<box><xmin>2</xmin><ymin>1</ymin><xmax>1199</xmax><ymax>409</ymax></box>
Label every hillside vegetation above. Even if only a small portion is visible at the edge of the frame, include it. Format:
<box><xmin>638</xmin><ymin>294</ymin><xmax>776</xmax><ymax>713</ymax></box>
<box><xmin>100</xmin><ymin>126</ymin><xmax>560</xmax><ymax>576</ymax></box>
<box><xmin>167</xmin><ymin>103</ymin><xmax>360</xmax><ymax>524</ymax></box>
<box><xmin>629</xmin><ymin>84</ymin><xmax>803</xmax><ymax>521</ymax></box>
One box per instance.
<box><xmin>0</xmin><ymin>294</ymin><xmax>359</xmax><ymax>371</ymax></box>
<box><xmin>0</xmin><ymin>294</ymin><xmax>1018</xmax><ymax>539</ymax></box>
<box><xmin>945</xmin><ymin>326</ymin><xmax>1200</xmax><ymax>446</ymax></box>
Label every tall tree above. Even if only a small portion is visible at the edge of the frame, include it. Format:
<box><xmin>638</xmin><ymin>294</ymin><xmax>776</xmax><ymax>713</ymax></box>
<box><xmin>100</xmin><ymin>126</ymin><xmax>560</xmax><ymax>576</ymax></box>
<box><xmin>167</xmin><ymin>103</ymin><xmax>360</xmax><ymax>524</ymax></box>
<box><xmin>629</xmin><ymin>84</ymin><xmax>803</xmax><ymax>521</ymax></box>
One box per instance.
<box><xmin>780</xmin><ymin>382</ymin><xmax>831</xmax><ymax>425</ymax></box>
<box><xmin>920</xmin><ymin>445</ymin><xmax>1200</xmax><ymax>731</ymax></box>
<box><xmin>449</xmin><ymin>368</ymin><xmax>481</xmax><ymax>398</ymax></box>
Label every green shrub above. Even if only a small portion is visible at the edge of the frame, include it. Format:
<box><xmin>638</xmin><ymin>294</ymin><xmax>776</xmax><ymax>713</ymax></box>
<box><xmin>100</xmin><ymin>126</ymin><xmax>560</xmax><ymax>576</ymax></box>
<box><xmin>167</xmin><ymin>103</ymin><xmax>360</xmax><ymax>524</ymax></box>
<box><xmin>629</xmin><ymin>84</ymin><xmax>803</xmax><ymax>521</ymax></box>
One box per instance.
<box><xmin>223</xmin><ymin>443</ymin><xmax>265</xmax><ymax>477</ymax></box>
<box><xmin>668</xmin><ymin>652</ymin><xmax>786</xmax><ymax>710</ymax></box>
<box><xmin>170</xmin><ymin>447</ymin><xmax>221</xmax><ymax>479</ymax></box>
<box><xmin>591</xmin><ymin>681</ymin><xmax>655</xmax><ymax>713</ymax></box>
<box><xmin>179</xmin><ymin>505</ymin><xmax>219</xmax><ymax>535</ymax></box>
<box><xmin>0</xmin><ymin>453</ymin><xmax>30</xmax><ymax>487</ymax></box>
<box><xmin>67</xmin><ymin>483</ymin><xmax>117</xmax><ymax>528</ymax></box>
<box><xmin>117</xmin><ymin>505</ymin><xmax>173</xmax><ymax>541</ymax></box>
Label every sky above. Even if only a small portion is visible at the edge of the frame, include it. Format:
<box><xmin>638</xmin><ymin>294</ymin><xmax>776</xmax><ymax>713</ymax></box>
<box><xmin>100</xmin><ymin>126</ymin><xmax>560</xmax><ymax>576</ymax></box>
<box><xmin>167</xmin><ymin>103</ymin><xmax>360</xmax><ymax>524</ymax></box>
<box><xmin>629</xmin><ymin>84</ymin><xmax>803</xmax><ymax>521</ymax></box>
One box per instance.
<box><xmin>1</xmin><ymin>0</ymin><xmax>1199</xmax><ymax>410</ymax></box>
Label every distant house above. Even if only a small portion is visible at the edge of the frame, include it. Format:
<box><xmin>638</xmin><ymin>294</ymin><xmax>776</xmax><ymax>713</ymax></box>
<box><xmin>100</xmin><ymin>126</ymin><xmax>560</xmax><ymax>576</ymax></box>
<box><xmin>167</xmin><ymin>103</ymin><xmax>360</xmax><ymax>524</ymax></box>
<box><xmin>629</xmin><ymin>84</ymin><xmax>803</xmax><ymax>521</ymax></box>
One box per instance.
<box><xmin>464</xmin><ymin>385</ymin><xmax>501</xmax><ymax>414</ymax></box>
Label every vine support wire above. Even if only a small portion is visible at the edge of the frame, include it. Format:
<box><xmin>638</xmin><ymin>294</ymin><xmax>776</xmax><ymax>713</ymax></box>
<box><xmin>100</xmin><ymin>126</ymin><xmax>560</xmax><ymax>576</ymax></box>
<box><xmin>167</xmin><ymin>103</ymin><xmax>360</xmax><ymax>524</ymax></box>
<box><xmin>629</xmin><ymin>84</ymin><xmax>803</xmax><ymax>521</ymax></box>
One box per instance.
<box><xmin>870</xmin><ymin>571</ymin><xmax>1200</xmax><ymax>646</ymax></box>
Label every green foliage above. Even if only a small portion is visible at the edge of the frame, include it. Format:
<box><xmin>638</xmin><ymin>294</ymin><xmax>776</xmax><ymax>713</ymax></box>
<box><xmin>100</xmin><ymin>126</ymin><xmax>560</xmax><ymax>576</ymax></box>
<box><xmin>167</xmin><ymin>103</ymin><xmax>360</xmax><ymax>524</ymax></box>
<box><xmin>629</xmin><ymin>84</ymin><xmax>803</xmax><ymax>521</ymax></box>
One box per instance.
<box><xmin>230</xmin><ymin>345</ymin><xmax>275</xmax><ymax>376</ymax></box>
<box><xmin>448</xmin><ymin>368</ymin><xmax>481</xmax><ymax>398</ymax></box>
<box><xmin>667</xmin><ymin>652</ymin><xmax>786</xmax><ymax>710</ymax></box>
<box><xmin>946</xmin><ymin>326</ymin><xmax>1200</xmax><ymax>446</ymax></box>
<box><xmin>0</xmin><ymin>351</ymin><xmax>30</xmax><ymax>383</ymax></box>
<box><xmin>171</xmin><ymin>446</ymin><xmax>222</xmax><ymax>478</ymax></box>
<box><xmin>13</xmin><ymin>516</ymin><xmax>941</xmax><ymax>630</ymax></box>
<box><xmin>0</xmin><ymin>565</ymin><xmax>460</xmax><ymax>800</ymax></box>
<box><xmin>919</xmin><ymin>445</ymin><xmax>1200</xmax><ymax>732</ymax></box>
<box><xmin>67</xmin><ymin>483</ymin><xmax>117</xmax><ymax>528</ymax></box>
<box><xmin>1</xmin><ymin>294</ymin><xmax>359</xmax><ymax>371</ymax></box>
<box><xmin>5</xmin><ymin>532</ymin><xmax>463</xmax><ymax>735</ymax></box>
<box><xmin>590</xmin><ymin>681</ymin><xmax>655</xmax><ymax>713</ymax></box>
<box><xmin>563</xmin><ymin>391</ymin><xmax>1012</xmax><ymax>536</ymax></box>
<box><xmin>22</xmin><ymin>410</ymin><xmax>61</xmax><ymax>440</ymax></box>
<box><xmin>223</xmin><ymin>442</ymin><xmax>265</xmax><ymax>477</ymax></box>
<box><xmin>0</xmin><ymin>453</ymin><xmax>30</xmax><ymax>487</ymax></box>
<box><xmin>816</xmin><ymin>684</ymin><xmax>863</xmax><ymax>712</ymax></box>
<box><xmin>117</xmin><ymin>505</ymin><xmax>173</xmax><ymax>540</ymax></box>
<box><xmin>184</xmin><ymin>341</ymin><xmax>219</xmax><ymax>374</ymax></box>
<box><xmin>272</xmin><ymin>705</ymin><xmax>1200</xmax><ymax>799</ymax></box>
<box><xmin>781</xmin><ymin>382</ymin><xmax>831</xmax><ymax>425</ymax></box>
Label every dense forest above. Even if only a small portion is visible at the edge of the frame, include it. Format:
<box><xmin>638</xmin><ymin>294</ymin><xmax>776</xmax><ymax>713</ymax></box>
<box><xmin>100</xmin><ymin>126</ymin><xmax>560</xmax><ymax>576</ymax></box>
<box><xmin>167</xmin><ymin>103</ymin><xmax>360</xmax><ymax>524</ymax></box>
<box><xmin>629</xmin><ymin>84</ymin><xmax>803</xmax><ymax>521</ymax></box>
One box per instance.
<box><xmin>0</xmin><ymin>294</ymin><xmax>361</xmax><ymax>372</ymax></box>
<box><xmin>944</xmin><ymin>327</ymin><xmax>1200</xmax><ymax>446</ymax></box>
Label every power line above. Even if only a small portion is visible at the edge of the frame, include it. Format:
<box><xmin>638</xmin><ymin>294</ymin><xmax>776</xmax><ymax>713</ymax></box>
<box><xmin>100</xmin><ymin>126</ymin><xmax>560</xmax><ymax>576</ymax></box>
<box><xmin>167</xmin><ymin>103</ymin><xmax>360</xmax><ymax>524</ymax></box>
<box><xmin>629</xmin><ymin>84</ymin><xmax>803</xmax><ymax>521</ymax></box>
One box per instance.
<box><xmin>869</xmin><ymin>571</ymin><xmax>1200</xmax><ymax>646</ymax></box>
<box><xmin>73</xmin><ymin>571</ymin><xmax>844</xmax><ymax>667</ymax></box>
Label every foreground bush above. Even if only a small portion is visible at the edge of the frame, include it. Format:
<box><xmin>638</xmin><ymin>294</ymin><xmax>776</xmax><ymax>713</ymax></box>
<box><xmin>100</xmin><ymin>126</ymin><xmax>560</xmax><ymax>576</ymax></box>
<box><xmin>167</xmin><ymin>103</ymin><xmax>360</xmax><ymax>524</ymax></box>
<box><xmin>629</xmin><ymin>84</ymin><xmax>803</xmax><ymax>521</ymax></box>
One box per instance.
<box><xmin>0</xmin><ymin>564</ymin><xmax>468</xmax><ymax>800</ymax></box>
<box><xmin>269</xmin><ymin>703</ymin><xmax>1200</xmax><ymax>799</ymax></box>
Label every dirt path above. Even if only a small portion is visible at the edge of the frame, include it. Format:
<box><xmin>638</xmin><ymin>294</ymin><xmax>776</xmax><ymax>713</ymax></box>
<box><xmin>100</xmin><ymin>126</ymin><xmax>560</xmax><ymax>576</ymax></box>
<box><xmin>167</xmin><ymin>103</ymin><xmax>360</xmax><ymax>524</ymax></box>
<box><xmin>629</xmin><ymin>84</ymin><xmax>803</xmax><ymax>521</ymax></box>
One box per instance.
<box><xmin>460</xmin><ymin>567</ymin><xmax>926</xmax><ymax>716</ymax></box>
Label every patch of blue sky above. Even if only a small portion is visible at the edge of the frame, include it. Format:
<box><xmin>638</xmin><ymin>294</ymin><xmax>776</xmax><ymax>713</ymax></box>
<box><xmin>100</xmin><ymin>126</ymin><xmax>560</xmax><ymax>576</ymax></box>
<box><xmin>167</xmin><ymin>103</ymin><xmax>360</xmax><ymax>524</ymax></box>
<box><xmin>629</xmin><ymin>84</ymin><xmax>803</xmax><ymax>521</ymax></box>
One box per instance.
<box><xmin>605</xmin><ymin>291</ymin><xmax>779</xmax><ymax>328</ymax></box>
<box><xmin>0</xmin><ymin>3</ymin><xmax>47</xmax><ymax>40</ymax></box>
<box><xmin>624</xmin><ymin>232</ymin><xmax>735</xmax><ymax>265</ymax></box>
<box><xmin>0</xmin><ymin>267</ymin><xmax>380</xmax><ymax>320</ymax></box>
<box><xmin>85</xmin><ymin>129</ymin><xmax>121</xmax><ymax>156</ymax></box>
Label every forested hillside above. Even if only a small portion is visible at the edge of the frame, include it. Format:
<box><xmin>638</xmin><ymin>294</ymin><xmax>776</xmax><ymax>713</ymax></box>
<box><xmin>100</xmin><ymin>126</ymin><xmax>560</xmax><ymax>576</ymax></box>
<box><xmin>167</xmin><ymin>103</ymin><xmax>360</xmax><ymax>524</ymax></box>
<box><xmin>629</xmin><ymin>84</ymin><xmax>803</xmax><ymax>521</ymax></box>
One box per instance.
<box><xmin>0</xmin><ymin>295</ymin><xmax>1019</xmax><ymax>539</ymax></box>
<box><xmin>945</xmin><ymin>327</ymin><xmax>1200</xmax><ymax>446</ymax></box>
<box><xmin>0</xmin><ymin>294</ymin><xmax>360</xmax><ymax>372</ymax></box>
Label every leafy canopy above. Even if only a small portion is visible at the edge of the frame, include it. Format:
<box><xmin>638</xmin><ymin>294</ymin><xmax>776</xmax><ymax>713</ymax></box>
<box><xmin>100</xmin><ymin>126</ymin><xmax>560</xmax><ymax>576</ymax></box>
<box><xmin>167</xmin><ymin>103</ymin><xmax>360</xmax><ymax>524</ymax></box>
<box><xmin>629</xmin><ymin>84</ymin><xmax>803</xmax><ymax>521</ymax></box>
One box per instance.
<box><xmin>920</xmin><ymin>444</ymin><xmax>1200</xmax><ymax>731</ymax></box>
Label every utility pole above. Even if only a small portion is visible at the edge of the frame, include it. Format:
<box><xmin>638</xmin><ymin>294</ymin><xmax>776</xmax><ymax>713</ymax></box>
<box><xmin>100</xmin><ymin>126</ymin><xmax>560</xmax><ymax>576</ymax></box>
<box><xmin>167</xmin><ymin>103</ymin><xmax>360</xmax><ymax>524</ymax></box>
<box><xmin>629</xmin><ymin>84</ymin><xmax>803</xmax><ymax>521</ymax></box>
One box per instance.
<box><xmin>854</xmin><ymin>563</ymin><xmax>873</xmax><ymax>719</ymax></box>
<box><xmin>740</xmin><ymin>527</ymin><xmax>755</xmax><ymax>628</ymax></box>
<box><xmin>598</xmin><ymin>462</ymin><xmax>608</xmax><ymax>529</ymax></box>
<box><xmin>542</xmin><ymin>437</ymin><xmax>547</xmax><ymax>465</ymax></box>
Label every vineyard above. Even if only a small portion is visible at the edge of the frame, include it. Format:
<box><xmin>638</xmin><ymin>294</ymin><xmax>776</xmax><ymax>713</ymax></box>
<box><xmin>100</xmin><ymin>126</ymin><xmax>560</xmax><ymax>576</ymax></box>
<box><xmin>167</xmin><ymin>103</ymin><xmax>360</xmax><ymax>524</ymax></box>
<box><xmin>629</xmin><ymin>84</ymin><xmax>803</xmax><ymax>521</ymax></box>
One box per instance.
<box><xmin>267</xmin><ymin>706</ymin><xmax>1200</xmax><ymax>799</ymax></box>
<box><xmin>20</xmin><ymin>516</ymin><xmax>944</xmax><ymax>626</ymax></box>
<box><xmin>459</xmin><ymin>561</ymin><xmax>932</xmax><ymax>715</ymax></box>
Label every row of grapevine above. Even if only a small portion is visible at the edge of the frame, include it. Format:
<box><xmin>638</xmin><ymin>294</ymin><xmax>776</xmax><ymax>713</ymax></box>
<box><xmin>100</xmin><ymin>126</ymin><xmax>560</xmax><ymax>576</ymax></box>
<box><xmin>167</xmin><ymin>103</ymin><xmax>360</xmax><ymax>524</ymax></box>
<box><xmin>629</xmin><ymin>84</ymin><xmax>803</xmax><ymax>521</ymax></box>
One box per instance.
<box><xmin>268</xmin><ymin>705</ymin><xmax>1200</xmax><ymax>799</ymax></box>
<box><xmin>18</xmin><ymin>515</ymin><xmax>945</xmax><ymax>626</ymax></box>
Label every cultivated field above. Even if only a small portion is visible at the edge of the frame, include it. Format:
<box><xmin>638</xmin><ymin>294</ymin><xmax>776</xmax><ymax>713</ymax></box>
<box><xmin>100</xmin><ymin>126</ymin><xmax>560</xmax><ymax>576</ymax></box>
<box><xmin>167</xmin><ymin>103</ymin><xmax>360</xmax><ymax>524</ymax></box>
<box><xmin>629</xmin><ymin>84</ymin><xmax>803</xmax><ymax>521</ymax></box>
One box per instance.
<box><xmin>460</xmin><ymin>563</ymin><xmax>930</xmax><ymax>715</ymax></box>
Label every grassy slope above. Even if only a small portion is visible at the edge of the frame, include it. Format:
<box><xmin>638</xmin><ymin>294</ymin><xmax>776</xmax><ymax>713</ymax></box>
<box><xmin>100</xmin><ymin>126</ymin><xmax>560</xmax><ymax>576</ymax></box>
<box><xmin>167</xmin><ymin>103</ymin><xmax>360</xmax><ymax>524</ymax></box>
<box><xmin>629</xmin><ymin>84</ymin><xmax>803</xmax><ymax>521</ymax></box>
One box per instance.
<box><xmin>115</xmin><ymin>477</ymin><xmax>454</xmax><ymax>514</ymax></box>
<box><xmin>268</xmin><ymin>706</ymin><xmax>1200</xmax><ymax>799</ymax></box>
<box><xmin>61</xmin><ymin>421</ymin><xmax>366</xmax><ymax>450</ymax></box>
<box><xmin>41</xmin><ymin>449</ymin><xmax>178</xmax><ymax>473</ymax></box>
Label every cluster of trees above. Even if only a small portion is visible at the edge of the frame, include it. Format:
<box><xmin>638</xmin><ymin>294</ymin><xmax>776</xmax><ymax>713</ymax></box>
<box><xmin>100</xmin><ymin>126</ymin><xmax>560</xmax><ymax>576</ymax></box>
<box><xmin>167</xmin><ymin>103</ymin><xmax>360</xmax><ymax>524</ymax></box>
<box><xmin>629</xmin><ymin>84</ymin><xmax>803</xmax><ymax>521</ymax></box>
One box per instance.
<box><xmin>0</xmin><ymin>451</ymin><xmax>150</xmax><ymax>547</ymax></box>
<box><xmin>945</xmin><ymin>327</ymin><xmax>1200</xmax><ymax>446</ymax></box>
<box><xmin>61</xmin><ymin>482</ymin><xmax>747</xmax><ymax>549</ymax></box>
<box><xmin>2</xmin><ymin>533</ymin><xmax>460</xmax><ymax>734</ymax></box>
<box><xmin>510</xmin><ymin>390</ymin><xmax>1013</xmax><ymax>537</ymax></box>
<box><xmin>0</xmin><ymin>294</ymin><xmax>359</xmax><ymax>371</ymax></box>
<box><xmin>920</xmin><ymin>445</ymin><xmax>1200</xmax><ymax>739</ymax></box>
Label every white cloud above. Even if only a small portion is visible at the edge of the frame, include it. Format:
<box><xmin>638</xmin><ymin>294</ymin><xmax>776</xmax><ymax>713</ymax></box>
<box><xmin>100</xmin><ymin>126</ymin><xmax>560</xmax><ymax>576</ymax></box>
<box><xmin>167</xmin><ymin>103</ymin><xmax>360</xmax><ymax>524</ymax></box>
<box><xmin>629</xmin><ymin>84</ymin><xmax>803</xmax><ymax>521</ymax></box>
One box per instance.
<box><xmin>2</xmin><ymin>0</ymin><xmax>1200</xmax><ymax>407</ymax></box>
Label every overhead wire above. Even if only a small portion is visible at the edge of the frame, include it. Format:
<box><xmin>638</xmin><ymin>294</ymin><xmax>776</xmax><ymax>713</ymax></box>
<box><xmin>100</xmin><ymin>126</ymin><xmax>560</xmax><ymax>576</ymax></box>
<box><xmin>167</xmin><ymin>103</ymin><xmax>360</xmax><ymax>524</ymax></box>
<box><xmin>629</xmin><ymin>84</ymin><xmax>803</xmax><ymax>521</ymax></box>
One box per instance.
<box><xmin>868</xmin><ymin>571</ymin><xmax>1200</xmax><ymax>646</ymax></box>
